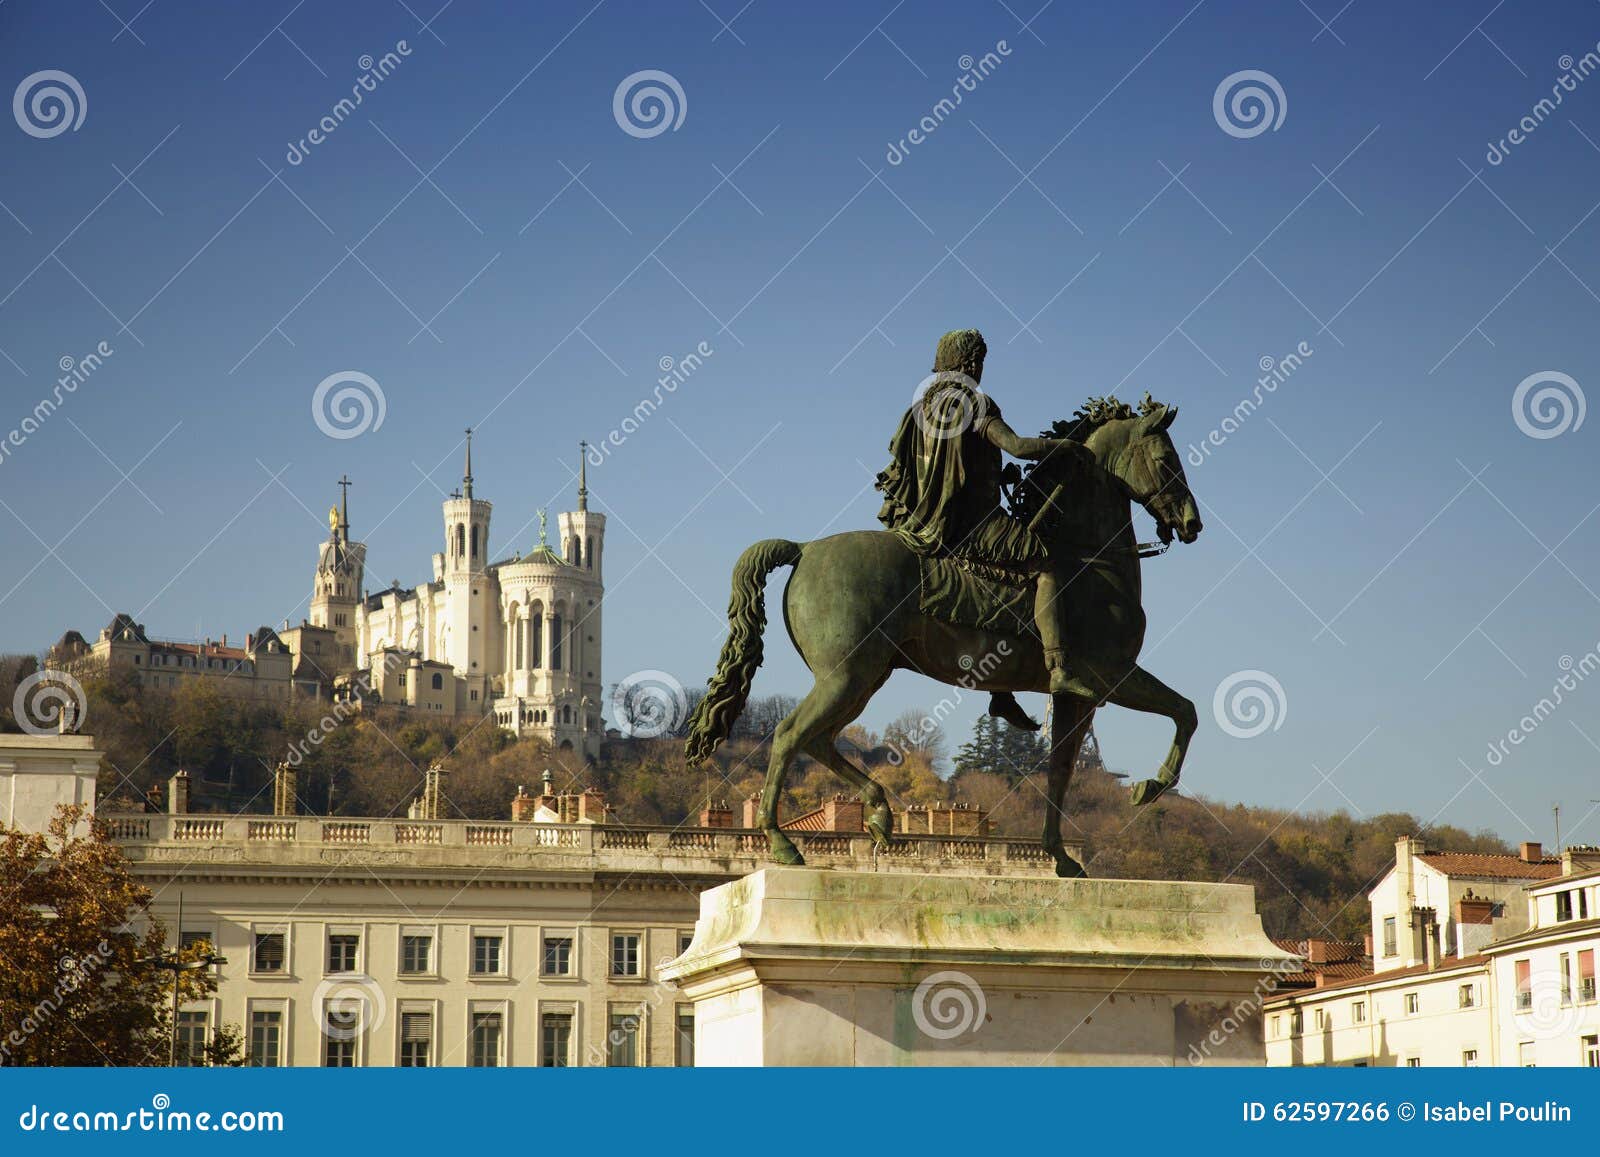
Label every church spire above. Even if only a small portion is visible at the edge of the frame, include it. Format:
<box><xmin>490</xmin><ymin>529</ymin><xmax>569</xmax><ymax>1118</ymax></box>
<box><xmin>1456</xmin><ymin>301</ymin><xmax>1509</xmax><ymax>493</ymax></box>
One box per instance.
<box><xmin>337</xmin><ymin>474</ymin><xmax>352</xmax><ymax>541</ymax></box>
<box><xmin>462</xmin><ymin>427</ymin><xmax>474</xmax><ymax>500</ymax></box>
<box><xmin>577</xmin><ymin>441</ymin><xmax>588</xmax><ymax>512</ymax></box>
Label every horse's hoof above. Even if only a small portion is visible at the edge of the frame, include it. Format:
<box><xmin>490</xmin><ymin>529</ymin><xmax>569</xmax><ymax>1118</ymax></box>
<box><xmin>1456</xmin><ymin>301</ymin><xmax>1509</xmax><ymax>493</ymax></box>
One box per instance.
<box><xmin>1052</xmin><ymin>852</ymin><xmax>1087</xmax><ymax>878</ymax></box>
<box><xmin>1130</xmin><ymin>778</ymin><xmax>1170</xmax><ymax>807</ymax></box>
<box><xmin>767</xmin><ymin>829</ymin><xmax>806</xmax><ymax>866</ymax></box>
<box><xmin>866</xmin><ymin>803</ymin><xmax>893</xmax><ymax>850</ymax></box>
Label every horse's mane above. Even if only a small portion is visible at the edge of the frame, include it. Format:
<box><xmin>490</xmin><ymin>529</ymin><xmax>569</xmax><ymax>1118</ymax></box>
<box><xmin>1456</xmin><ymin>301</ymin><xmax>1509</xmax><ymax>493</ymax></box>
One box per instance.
<box><xmin>1008</xmin><ymin>393</ymin><xmax>1168</xmax><ymax>525</ymax></box>
<box><xmin>1042</xmin><ymin>392</ymin><xmax>1167</xmax><ymax>442</ymax></box>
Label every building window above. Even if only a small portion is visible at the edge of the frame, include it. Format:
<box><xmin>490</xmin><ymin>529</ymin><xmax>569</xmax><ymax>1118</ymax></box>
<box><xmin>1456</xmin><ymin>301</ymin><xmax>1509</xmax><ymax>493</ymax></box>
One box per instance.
<box><xmin>472</xmin><ymin>935</ymin><xmax>503</xmax><ymax>976</ymax></box>
<box><xmin>327</xmin><ymin>933</ymin><xmax>360</xmax><ymax>974</ymax></box>
<box><xmin>401</xmin><ymin>934</ymin><xmax>432</xmax><ymax>975</ymax></box>
<box><xmin>550</xmin><ymin>614</ymin><xmax>563</xmax><ymax>670</ymax></box>
<box><xmin>678</xmin><ymin>930</ymin><xmax>695</xmax><ymax>956</ymax></box>
<box><xmin>399</xmin><ymin>1011</ymin><xmax>432</xmax><ymax>1068</ymax></box>
<box><xmin>607</xmin><ymin>1011</ymin><xmax>639</xmax><ymax>1067</ymax></box>
<box><xmin>1404</xmin><ymin>992</ymin><xmax>1419</xmax><ymax>1015</ymax></box>
<box><xmin>175</xmin><ymin>1010</ymin><xmax>209</xmax><ymax>1066</ymax></box>
<box><xmin>1561</xmin><ymin>952</ymin><xmax>1574</xmax><ymax>1005</ymax></box>
<box><xmin>1462</xmin><ymin>1049</ymin><xmax>1478</xmax><ymax>1067</ymax></box>
<box><xmin>1382</xmin><ymin>916</ymin><xmax>1397</xmax><ymax>957</ymax></box>
<box><xmin>1269</xmin><ymin>1015</ymin><xmax>1280</xmax><ymax>1038</ymax></box>
<box><xmin>1458</xmin><ymin>983</ymin><xmax>1476</xmax><ymax>1008</ymax></box>
<box><xmin>541</xmin><ymin>1013</ymin><xmax>572</xmax><ymax>1067</ymax></box>
<box><xmin>1557</xmin><ymin>890</ymin><xmax>1574</xmax><ymax>922</ymax></box>
<box><xmin>542</xmin><ymin>934</ymin><xmax>573</xmax><ymax>976</ymax></box>
<box><xmin>610</xmin><ymin>933</ymin><xmax>640</xmax><ymax>977</ymax></box>
<box><xmin>1519</xmin><ymin>1040</ymin><xmax>1536</xmax><ymax>1067</ymax></box>
<box><xmin>1583</xmin><ymin>1035</ymin><xmax>1599</xmax><ymax>1068</ymax></box>
<box><xmin>1313</xmin><ymin>1009</ymin><xmax>1325</xmax><ymax>1030</ymax></box>
<box><xmin>676</xmin><ymin>1007</ymin><xmax>695</xmax><ymax>1067</ymax></box>
<box><xmin>1515</xmin><ymin>959</ymin><xmax>1533</xmax><ymax>1010</ymax></box>
<box><xmin>1404</xmin><ymin>1056</ymin><xmax>1421</xmax><ymax>1068</ymax></box>
<box><xmin>1290</xmin><ymin>1009</ymin><xmax>1303</xmax><ymax>1036</ymax></box>
<box><xmin>248</xmin><ymin>1009</ymin><xmax>282</xmax><ymax>1067</ymax></box>
<box><xmin>322</xmin><ymin>1003</ymin><xmax>360</xmax><ymax>1067</ymax></box>
<box><xmin>253</xmin><ymin>931</ymin><xmax>285</xmax><ymax>974</ymax></box>
<box><xmin>1352</xmin><ymin>1000</ymin><xmax>1366</xmax><ymax>1023</ymax></box>
<box><xmin>470</xmin><ymin>1011</ymin><xmax>503</xmax><ymax>1067</ymax></box>
<box><xmin>431</xmin><ymin>673</ymin><xmax>443</xmax><ymax>691</ymax></box>
<box><xmin>1580</xmin><ymin>949</ymin><xmax>1596</xmax><ymax>1001</ymax></box>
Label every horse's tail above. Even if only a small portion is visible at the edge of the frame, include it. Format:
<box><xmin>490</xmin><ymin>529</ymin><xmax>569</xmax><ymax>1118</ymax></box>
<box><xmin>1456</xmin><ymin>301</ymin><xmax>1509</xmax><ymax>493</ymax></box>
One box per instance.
<box><xmin>684</xmin><ymin>538</ymin><xmax>804</xmax><ymax>763</ymax></box>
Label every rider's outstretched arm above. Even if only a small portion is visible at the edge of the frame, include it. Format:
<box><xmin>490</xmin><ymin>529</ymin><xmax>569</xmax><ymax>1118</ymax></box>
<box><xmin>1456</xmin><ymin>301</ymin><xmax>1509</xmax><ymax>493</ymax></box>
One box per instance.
<box><xmin>977</xmin><ymin>415</ymin><xmax>1091</xmax><ymax>465</ymax></box>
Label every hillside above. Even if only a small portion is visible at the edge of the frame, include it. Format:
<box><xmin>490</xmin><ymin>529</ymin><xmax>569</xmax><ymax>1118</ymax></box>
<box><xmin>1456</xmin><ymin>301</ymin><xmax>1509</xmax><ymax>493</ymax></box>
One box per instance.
<box><xmin>2</xmin><ymin>661</ymin><xmax>1513</xmax><ymax>941</ymax></box>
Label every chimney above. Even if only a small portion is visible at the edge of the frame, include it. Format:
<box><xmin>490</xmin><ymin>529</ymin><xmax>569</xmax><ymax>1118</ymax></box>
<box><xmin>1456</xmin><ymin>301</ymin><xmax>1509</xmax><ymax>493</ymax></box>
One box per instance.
<box><xmin>742</xmin><ymin>795</ymin><xmax>761</xmax><ymax>829</ymax></box>
<box><xmin>511</xmin><ymin>785</ymin><xmax>538</xmax><ymax>823</ymax></box>
<box><xmin>822</xmin><ymin>794</ymin><xmax>864</xmax><ymax>833</ymax></box>
<box><xmin>167</xmin><ymin>770</ymin><xmax>189</xmax><ymax>815</ymax></box>
<box><xmin>145</xmin><ymin>783</ymin><xmax>163</xmax><ymax>813</ymax></box>
<box><xmin>220</xmin><ymin>634</ymin><xmax>228</xmax><ymax>648</ymax></box>
<box><xmin>1304</xmin><ymin>938</ymin><xmax>1331</xmax><ymax>965</ymax></box>
<box><xmin>1421</xmin><ymin>909</ymin><xmax>1440</xmax><ymax>970</ymax></box>
<box><xmin>1363</xmin><ymin>932</ymin><xmax>1374</xmax><ymax>958</ymax></box>
<box><xmin>272</xmin><ymin>761</ymin><xmax>298</xmax><ymax>817</ymax></box>
<box><xmin>420</xmin><ymin>764</ymin><xmax>445</xmax><ymax>821</ymax></box>
<box><xmin>1456</xmin><ymin>892</ymin><xmax>1496</xmax><ymax>957</ymax></box>
<box><xmin>1519</xmin><ymin>841</ymin><xmax>1543</xmax><ymax>863</ymax></box>
<box><xmin>699</xmin><ymin>800</ymin><xmax>734</xmax><ymax>829</ymax></box>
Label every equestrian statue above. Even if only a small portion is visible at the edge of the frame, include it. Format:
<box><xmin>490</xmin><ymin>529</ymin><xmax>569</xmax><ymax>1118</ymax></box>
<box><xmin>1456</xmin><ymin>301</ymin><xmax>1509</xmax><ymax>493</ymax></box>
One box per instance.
<box><xmin>683</xmin><ymin>329</ymin><xmax>1204</xmax><ymax>877</ymax></box>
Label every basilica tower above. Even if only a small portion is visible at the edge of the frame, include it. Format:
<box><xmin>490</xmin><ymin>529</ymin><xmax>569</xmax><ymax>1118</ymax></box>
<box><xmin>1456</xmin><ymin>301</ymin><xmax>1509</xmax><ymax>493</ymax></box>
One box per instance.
<box><xmin>441</xmin><ymin>429</ymin><xmax>494</xmax><ymax>705</ymax></box>
<box><xmin>308</xmin><ymin>475</ymin><xmax>365</xmax><ymax>667</ymax></box>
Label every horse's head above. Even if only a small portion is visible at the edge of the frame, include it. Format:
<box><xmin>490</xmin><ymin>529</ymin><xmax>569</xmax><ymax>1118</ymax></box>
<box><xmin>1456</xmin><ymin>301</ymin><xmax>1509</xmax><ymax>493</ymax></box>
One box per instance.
<box><xmin>1085</xmin><ymin>403</ymin><xmax>1203</xmax><ymax>545</ymax></box>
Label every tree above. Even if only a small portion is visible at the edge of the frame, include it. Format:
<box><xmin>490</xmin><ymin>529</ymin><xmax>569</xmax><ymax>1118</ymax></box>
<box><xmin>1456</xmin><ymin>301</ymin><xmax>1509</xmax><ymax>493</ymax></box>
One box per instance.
<box><xmin>883</xmin><ymin>708</ymin><xmax>948</xmax><ymax>774</ymax></box>
<box><xmin>0</xmin><ymin>806</ymin><xmax>242</xmax><ymax>1066</ymax></box>
<box><xmin>953</xmin><ymin>714</ymin><xmax>1045</xmax><ymax>781</ymax></box>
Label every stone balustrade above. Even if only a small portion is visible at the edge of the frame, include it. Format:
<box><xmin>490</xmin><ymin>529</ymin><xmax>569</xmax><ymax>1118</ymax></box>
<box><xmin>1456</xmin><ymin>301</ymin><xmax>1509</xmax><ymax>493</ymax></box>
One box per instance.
<box><xmin>104</xmin><ymin>812</ymin><xmax>1075</xmax><ymax>876</ymax></box>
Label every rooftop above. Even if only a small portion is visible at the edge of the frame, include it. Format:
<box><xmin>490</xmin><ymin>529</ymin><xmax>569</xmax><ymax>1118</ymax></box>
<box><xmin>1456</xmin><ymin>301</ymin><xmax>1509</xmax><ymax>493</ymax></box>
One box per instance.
<box><xmin>1416</xmin><ymin>850</ymin><xmax>1562</xmax><ymax>880</ymax></box>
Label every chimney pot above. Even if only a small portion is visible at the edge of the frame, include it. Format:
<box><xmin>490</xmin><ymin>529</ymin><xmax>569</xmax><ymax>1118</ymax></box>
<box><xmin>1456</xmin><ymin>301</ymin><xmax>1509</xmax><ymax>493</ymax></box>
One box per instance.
<box><xmin>1520</xmin><ymin>841</ymin><xmax>1543</xmax><ymax>863</ymax></box>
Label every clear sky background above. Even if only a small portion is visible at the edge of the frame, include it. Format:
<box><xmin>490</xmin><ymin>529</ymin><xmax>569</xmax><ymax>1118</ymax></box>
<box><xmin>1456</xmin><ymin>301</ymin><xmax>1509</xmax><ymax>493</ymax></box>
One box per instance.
<box><xmin>2</xmin><ymin>1</ymin><xmax>1598</xmax><ymax>844</ymax></box>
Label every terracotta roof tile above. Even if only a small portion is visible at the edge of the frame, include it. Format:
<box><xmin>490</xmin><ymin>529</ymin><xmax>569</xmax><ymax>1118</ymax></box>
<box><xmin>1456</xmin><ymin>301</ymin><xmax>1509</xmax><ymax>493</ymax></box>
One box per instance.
<box><xmin>1417</xmin><ymin>851</ymin><xmax>1562</xmax><ymax>879</ymax></box>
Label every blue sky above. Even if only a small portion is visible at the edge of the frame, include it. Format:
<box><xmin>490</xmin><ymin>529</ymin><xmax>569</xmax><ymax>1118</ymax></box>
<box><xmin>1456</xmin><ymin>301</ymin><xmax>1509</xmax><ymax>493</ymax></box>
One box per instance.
<box><xmin>2</xmin><ymin>1</ymin><xmax>1598</xmax><ymax>843</ymax></box>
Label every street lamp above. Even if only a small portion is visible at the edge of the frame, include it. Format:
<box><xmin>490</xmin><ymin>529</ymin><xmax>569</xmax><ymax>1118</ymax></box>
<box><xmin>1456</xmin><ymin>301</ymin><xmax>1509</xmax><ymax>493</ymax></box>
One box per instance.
<box><xmin>136</xmin><ymin>894</ymin><xmax>226</xmax><ymax>1066</ymax></box>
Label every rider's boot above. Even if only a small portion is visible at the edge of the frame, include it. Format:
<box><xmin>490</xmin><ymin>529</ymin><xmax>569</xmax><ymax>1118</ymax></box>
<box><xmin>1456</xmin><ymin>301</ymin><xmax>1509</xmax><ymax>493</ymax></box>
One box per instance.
<box><xmin>1036</xmin><ymin>569</ymin><xmax>1072</xmax><ymax>695</ymax></box>
<box><xmin>989</xmin><ymin>692</ymin><xmax>1040</xmax><ymax>732</ymax></box>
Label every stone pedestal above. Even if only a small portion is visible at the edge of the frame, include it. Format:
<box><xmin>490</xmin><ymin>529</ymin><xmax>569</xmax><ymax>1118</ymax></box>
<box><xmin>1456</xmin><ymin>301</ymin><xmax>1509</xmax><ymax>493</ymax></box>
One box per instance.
<box><xmin>0</xmin><ymin>733</ymin><xmax>100</xmax><ymax>836</ymax></box>
<box><xmin>660</xmin><ymin>867</ymin><xmax>1298</xmax><ymax>1067</ymax></box>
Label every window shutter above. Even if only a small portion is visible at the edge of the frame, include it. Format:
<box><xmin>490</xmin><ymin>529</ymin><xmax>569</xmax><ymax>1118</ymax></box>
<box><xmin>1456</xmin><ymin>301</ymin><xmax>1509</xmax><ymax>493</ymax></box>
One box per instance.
<box><xmin>402</xmin><ymin>1012</ymin><xmax>431</xmax><ymax>1043</ymax></box>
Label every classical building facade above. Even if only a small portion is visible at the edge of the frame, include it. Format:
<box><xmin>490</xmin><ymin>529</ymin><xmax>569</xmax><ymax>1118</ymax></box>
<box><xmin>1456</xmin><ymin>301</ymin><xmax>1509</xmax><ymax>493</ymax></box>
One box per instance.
<box><xmin>51</xmin><ymin>616</ymin><xmax>295</xmax><ymax>703</ymax></box>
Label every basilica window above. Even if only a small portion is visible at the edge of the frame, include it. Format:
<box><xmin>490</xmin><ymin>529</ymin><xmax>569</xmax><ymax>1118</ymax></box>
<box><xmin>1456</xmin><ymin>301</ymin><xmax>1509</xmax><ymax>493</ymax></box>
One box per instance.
<box><xmin>550</xmin><ymin>615</ymin><xmax>563</xmax><ymax>669</ymax></box>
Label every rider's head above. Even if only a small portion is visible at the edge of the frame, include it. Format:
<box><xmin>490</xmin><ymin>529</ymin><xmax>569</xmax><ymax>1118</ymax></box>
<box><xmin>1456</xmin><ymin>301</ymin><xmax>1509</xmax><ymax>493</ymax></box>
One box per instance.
<box><xmin>933</xmin><ymin>329</ymin><xmax>986</xmax><ymax>383</ymax></box>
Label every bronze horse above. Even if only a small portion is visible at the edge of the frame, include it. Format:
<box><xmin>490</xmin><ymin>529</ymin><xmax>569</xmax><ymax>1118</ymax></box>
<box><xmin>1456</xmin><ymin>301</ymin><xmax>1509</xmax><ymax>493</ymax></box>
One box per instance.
<box><xmin>684</xmin><ymin>398</ymin><xmax>1203</xmax><ymax>877</ymax></box>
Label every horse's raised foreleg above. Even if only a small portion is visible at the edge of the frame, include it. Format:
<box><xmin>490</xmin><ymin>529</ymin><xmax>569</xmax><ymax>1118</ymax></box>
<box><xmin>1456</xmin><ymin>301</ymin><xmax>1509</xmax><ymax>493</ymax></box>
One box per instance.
<box><xmin>1043</xmin><ymin>692</ymin><xmax>1094</xmax><ymax>877</ymax></box>
<box><xmin>1101</xmin><ymin>663</ymin><xmax>1197</xmax><ymax>807</ymax></box>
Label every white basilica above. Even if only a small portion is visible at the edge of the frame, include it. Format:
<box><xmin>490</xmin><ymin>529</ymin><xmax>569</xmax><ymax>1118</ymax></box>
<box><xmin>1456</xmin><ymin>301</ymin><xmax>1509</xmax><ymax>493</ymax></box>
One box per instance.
<box><xmin>293</xmin><ymin>433</ymin><xmax>606</xmax><ymax>759</ymax></box>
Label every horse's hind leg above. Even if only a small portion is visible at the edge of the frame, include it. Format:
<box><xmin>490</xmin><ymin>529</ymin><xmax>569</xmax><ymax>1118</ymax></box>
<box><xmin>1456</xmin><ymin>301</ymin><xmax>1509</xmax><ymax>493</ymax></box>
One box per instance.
<box><xmin>805</xmin><ymin>741</ymin><xmax>894</xmax><ymax>849</ymax></box>
<box><xmin>757</xmin><ymin>668</ymin><xmax>888</xmax><ymax>865</ymax></box>
<box><xmin>1102</xmin><ymin>663</ymin><xmax>1197</xmax><ymax>807</ymax></box>
<box><xmin>1044</xmin><ymin>693</ymin><xmax>1094</xmax><ymax>878</ymax></box>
